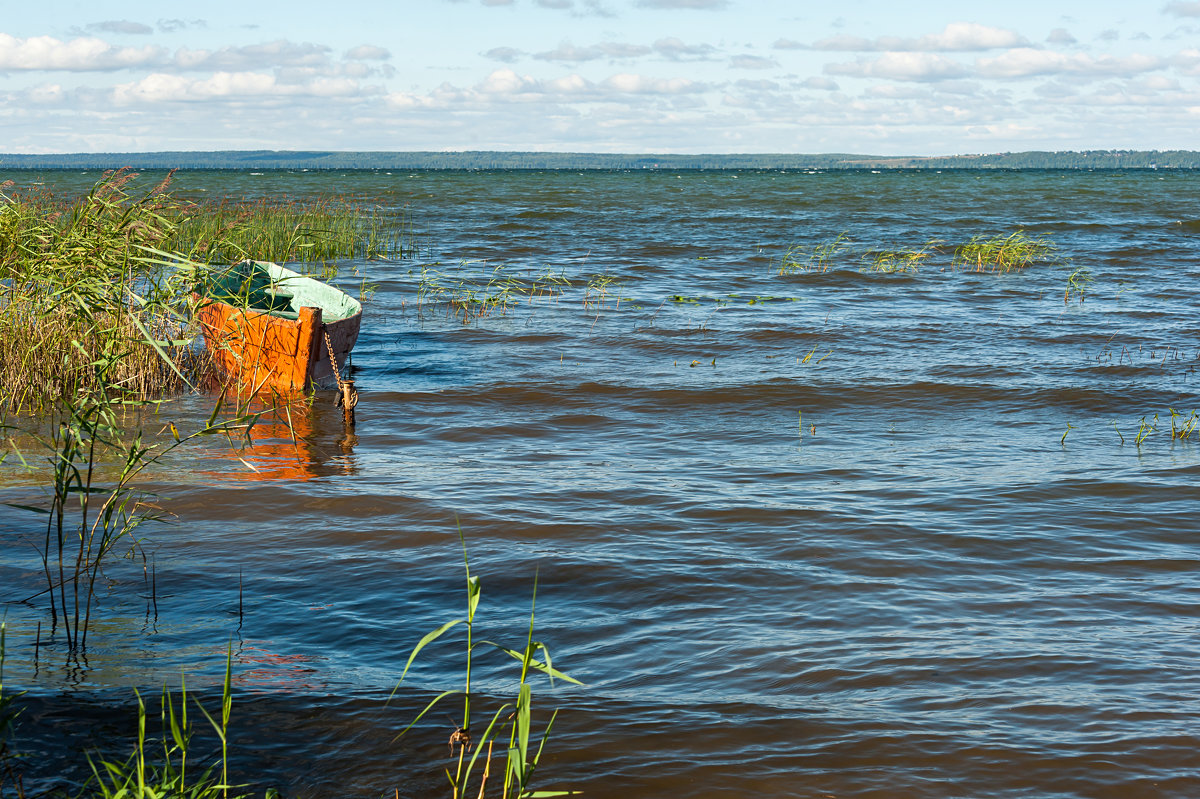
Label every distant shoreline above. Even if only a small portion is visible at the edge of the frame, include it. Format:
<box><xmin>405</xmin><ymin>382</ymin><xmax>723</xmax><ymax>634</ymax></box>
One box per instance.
<box><xmin>1</xmin><ymin>149</ymin><xmax>1198</xmax><ymax>171</ymax></box>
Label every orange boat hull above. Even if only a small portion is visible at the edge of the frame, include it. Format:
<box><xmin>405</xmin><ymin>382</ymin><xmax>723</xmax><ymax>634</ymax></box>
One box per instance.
<box><xmin>196</xmin><ymin>299</ymin><xmax>361</xmax><ymax>393</ymax></box>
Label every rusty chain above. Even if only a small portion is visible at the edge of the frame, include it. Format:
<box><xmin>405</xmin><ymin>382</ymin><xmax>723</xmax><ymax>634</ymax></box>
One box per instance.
<box><xmin>323</xmin><ymin>329</ymin><xmax>359</xmax><ymax>424</ymax></box>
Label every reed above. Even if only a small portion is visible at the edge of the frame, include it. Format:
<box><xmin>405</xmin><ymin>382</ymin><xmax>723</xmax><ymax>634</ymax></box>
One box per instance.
<box><xmin>0</xmin><ymin>171</ymin><xmax>203</xmax><ymax>412</ymax></box>
<box><xmin>165</xmin><ymin>195</ymin><xmax>413</xmax><ymax>267</ymax></box>
<box><xmin>953</xmin><ymin>231</ymin><xmax>1058</xmax><ymax>272</ymax></box>
<box><xmin>1065</xmin><ymin>266</ymin><xmax>1092</xmax><ymax>304</ymax></box>
<box><xmin>777</xmin><ymin>233</ymin><xmax>849</xmax><ymax>275</ymax></box>
<box><xmin>82</xmin><ymin>648</ymin><xmax>279</xmax><ymax>799</ymax></box>
<box><xmin>393</xmin><ymin>529</ymin><xmax>581</xmax><ymax>798</ymax></box>
<box><xmin>861</xmin><ymin>239</ymin><xmax>944</xmax><ymax>273</ymax></box>
<box><xmin>417</xmin><ymin>263</ymin><xmax>568</xmax><ymax>323</ymax></box>
<box><xmin>6</xmin><ymin>378</ymin><xmax>257</xmax><ymax>653</ymax></box>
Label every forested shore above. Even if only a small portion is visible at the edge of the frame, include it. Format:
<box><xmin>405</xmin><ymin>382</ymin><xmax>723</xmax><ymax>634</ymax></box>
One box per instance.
<box><xmin>2</xmin><ymin>149</ymin><xmax>1198</xmax><ymax>171</ymax></box>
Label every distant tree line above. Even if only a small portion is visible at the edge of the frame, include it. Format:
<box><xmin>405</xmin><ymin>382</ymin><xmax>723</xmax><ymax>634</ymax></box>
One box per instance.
<box><xmin>2</xmin><ymin>149</ymin><xmax>1199</xmax><ymax>171</ymax></box>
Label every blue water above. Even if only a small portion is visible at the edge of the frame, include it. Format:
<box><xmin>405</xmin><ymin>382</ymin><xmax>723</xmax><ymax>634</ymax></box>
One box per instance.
<box><xmin>2</xmin><ymin>168</ymin><xmax>1199</xmax><ymax>797</ymax></box>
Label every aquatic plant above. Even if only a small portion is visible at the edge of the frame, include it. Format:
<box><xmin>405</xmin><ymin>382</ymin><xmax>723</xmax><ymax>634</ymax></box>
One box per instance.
<box><xmin>0</xmin><ymin>170</ymin><xmax>400</xmax><ymax>411</ymax></box>
<box><xmin>393</xmin><ymin>530</ymin><xmax>581</xmax><ymax>798</ymax></box>
<box><xmin>1065</xmin><ymin>266</ymin><xmax>1093</xmax><ymax>304</ymax></box>
<box><xmin>166</xmin><ymin>195</ymin><xmax>414</xmax><ymax>266</ymax></box>
<box><xmin>583</xmin><ymin>273</ymin><xmax>624</xmax><ymax>311</ymax></box>
<box><xmin>1169</xmin><ymin>408</ymin><xmax>1198</xmax><ymax>441</ymax></box>
<box><xmin>5</xmin><ymin>380</ymin><xmax>257</xmax><ymax>653</ymax></box>
<box><xmin>953</xmin><ymin>231</ymin><xmax>1058</xmax><ymax>272</ymax></box>
<box><xmin>81</xmin><ymin>648</ymin><xmax>279</xmax><ymax>799</ymax></box>
<box><xmin>860</xmin><ymin>239</ymin><xmax>944</xmax><ymax>273</ymax></box>
<box><xmin>417</xmin><ymin>263</ymin><xmax>569</xmax><ymax>324</ymax></box>
<box><xmin>777</xmin><ymin>233</ymin><xmax>850</xmax><ymax>275</ymax></box>
<box><xmin>0</xmin><ymin>171</ymin><xmax>205</xmax><ymax>412</ymax></box>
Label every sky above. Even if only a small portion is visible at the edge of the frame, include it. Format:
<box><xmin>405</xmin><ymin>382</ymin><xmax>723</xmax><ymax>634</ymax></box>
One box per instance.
<box><xmin>3</xmin><ymin>0</ymin><xmax>1200</xmax><ymax>155</ymax></box>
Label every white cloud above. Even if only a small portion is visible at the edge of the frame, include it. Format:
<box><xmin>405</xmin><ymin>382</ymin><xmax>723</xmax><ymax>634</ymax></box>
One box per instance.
<box><xmin>83</xmin><ymin>21</ymin><xmax>154</xmax><ymax>36</ymax></box>
<box><xmin>653</xmin><ymin>37</ymin><xmax>717</xmax><ymax>60</ymax></box>
<box><xmin>812</xmin><ymin>23</ymin><xmax>1027</xmax><ymax>52</ymax></box>
<box><xmin>601</xmin><ymin>72</ymin><xmax>704</xmax><ymax>94</ymax></box>
<box><xmin>801</xmin><ymin>76</ymin><xmax>839</xmax><ymax>90</ymax></box>
<box><xmin>1163</xmin><ymin>1</ymin><xmax>1200</xmax><ymax>17</ymax></box>
<box><xmin>1046</xmin><ymin>28</ymin><xmax>1077</xmax><ymax>45</ymax></box>
<box><xmin>0</xmin><ymin>34</ymin><xmax>165</xmax><ymax>71</ymax></box>
<box><xmin>389</xmin><ymin>67</ymin><xmax>708</xmax><ymax>108</ymax></box>
<box><xmin>477</xmin><ymin>68</ymin><xmax>541</xmax><ymax>95</ymax></box>
<box><xmin>28</xmin><ymin>83</ymin><xmax>65</xmax><ymax>104</ymax></box>
<box><xmin>1170</xmin><ymin>47</ymin><xmax>1200</xmax><ymax>74</ymax></box>
<box><xmin>975</xmin><ymin>48</ymin><xmax>1164</xmax><ymax>79</ymax></box>
<box><xmin>158</xmin><ymin>19</ymin><xmax>206</xmax><ymax>33</ymax></box>
<box><xmin>108</xmin><ymin>70</ymin><xmax>370</xmax><ymax>105</ymax></box>
<box><xmin>535</xmin><ymin>41</ymin><xmax>652</xmax><ymax>62</ymax></box>
<box><xmin>345</xmin><ymin>45</ymin><xmax>390</xmax><ymax>61</ymax></box>
<box><xmin>825</xmin><ymin>53</ymin><xmax>969</xmax><ymax>82</ymax></box>
<box><xmin>485</xmin><ymin>47</ymin><xmax>525</xmax><ymax>63</ymax></box>
<box><xmin>730</xmin><ymin>54</ymin><xmax>777</xmax><ymax>70</ymax></box>
<box><xmin>174</xmin><ymin>40</ymin><xmax>331</xmax><ymax>71</ymax></box>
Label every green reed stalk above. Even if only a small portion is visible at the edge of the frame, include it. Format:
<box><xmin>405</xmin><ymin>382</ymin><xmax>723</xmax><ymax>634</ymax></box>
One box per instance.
<box><xmin>84</xmin><ymin>647</ymin><xmax>269</xmax><ymax>799</ymax></box>
<box><xmin>392</xmin><ymin>532</ymin><xmax>581</xmax><ymax>798</ymax></box>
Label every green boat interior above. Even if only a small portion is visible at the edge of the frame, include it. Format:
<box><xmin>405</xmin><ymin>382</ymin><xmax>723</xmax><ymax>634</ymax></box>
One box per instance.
<box><xmin>197</xmin><ymin>260</ymin><xmax>361</xmax><ymax>321</ymax></box>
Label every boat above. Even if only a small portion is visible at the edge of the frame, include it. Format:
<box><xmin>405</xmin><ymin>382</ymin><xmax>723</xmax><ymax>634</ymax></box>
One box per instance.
<box><xmin>194</xmin><ymin>260</ymin><xmax>362</xmax><ymax>394</ymax></box>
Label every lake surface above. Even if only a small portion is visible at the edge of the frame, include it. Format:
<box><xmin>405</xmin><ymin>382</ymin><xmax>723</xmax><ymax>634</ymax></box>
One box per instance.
<box><xmin>2</xmin><ymin>168</ymin><xmax>1200</xmax><ymax>797</ymax></box>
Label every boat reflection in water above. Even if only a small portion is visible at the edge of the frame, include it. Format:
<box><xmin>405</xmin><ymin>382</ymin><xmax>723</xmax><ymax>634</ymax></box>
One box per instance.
<box><xmin>201</xmin><ymin>395</ymin><xmax>358</xmax><ymax>483</ymax></box>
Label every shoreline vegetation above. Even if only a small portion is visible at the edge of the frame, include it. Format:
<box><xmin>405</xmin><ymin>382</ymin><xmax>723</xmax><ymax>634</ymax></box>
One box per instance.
<box><xmin>0</xmin><ymin>171</ymin><xmax>581</xmax><ymax>798</ymax></box>
<box><xmin>1</xmin><ymin>149</ymin><xmax>1200</xmax><ymax>171</ymax></box>
<box><xmin>0</xmin><ymin>169</ymin><xmax>405</xmax><ymax>413</ymax></box>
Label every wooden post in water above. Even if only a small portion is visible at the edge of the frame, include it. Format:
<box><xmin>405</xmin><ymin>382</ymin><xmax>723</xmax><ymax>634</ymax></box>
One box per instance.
<box><xmin>295</xmin><ymin>306</ymin><xmax>323</xmax><ymax>390</ymax></box>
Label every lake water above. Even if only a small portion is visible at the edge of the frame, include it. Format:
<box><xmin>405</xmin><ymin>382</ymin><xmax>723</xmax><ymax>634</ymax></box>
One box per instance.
<box><xmin>2</xmin><ymin>168</ymin><xmax>1200</xmax><ymax>797</ymax></box>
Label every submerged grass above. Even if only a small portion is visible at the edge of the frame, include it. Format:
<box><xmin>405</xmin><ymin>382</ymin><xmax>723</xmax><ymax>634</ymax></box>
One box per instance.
<box><xmin>416</xmin><ymin>262</ymin><xmax>570</xmax><ymax>323</ymax></box>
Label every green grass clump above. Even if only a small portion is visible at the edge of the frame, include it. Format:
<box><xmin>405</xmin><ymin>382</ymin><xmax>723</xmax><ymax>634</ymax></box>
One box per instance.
<box><xmin>953</xmin><ymin>231</ymin><xmax>1058</xmax><ymax>272</ymax></box>
<box><xmin>777</xmin><ymin>233</ymin><xmax>850</xmax><ymax>275</ymax></box>
<box><xmin>861</xmin><ymin>239</ymin><xmax>945</xmax><ymax>273</ymax></box>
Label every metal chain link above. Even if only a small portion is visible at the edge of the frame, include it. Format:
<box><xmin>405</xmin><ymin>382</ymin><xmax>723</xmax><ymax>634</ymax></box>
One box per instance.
<box><xmin>323</xmin><ymin>329</ymin><xmax>359</xmax><ymax>422</ymax></box>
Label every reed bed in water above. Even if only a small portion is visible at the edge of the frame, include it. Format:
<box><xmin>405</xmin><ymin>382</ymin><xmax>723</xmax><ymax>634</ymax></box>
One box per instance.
<box><xmin>166</xmin><ymin>194</ymin><xmax>413</xmax><ymax>266</ymax></box>
<box><xmin>952</xmin><ymin>231</ymin><xmax>1058</xmax><ymax>272</ymax></box>
<box><xmin>0</xmin><ymin>170</ymin><xmax>398</xmax><ymax>412</ymax></box>
<box><xmin>0</xmin><ymin>170</ymin><xmax>201</xmax><ymax>412</ymax></box>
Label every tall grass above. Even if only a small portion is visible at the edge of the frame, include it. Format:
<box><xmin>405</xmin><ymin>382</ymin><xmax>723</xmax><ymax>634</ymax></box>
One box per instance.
<box><xmin>777</xmin><ymin>233</ymin><xmax>849</xmax><ymax>274</ymax></box>
<box><xmin>0</xmin><ymin>171</ymin><xmax>200</xmax><ymax>412</ymax></box>
<box><xmin>165</xmin><ymin>195</ymin><xmax>413</xmax><ymax>266</ymax></box>
<box><xmin>953</xmin><ymin>231</ymin><xmax>1058</xmax><ymax>272</ymax></box>
<box><xmin>393</xmin><ymin>530</ymin><xmax>581</xmax><ymax>798</ymax></box>
<box><xmin>78</xmin><ymin>649</ymin><xmax>281</xmax><ymax>799</ymax></box>
<box><xmin>0</xmin><ymin>170</ymin><xmax>402</xmax><ymax>412</ymax></box>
